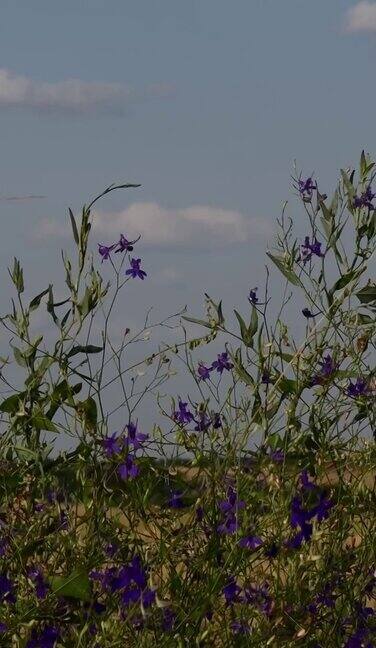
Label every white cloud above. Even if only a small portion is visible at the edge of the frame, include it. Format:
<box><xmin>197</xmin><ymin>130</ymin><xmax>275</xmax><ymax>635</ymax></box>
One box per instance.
<box><xmin>0</xmin><ymin>68</ymin><xmax>174</xmax><ymax>115</ymax></box>
<box><xmin>92</xmin><ymin>202</ymin><xmax>272</xmax><ymax>248</ymax></box>
<box><xmin>344</xmin><ymin>2</ymin><xmax>376</xmax><ymax>32</ymax></box>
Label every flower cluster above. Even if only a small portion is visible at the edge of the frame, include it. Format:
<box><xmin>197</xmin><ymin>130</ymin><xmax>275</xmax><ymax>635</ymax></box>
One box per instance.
<box><xmin>287</xmin><ymin>470</ymin><xmax>333</xmax><ymax>549</ymax></box>
<box><xmin>173</xmin><ymin>399</ymin><xmax>222</xmax><ymax>432</ymax></box>
<box><xmin>90</xmin><ymin>555</ymin><xmax>156</xmax><ymax>611</ymax></box>
<box><xmin>98</xmin><ymin>233</ymin><xmax>146</xmax><ymax>278</ymax></box>
<box><xmin>101</xmin><ymin>421</ymin><xmax>148</xmax><ymax>481</ymax></box>
<box><xmin>197</xmin><ymin>351</ymin><xmax>234</xmax><ymax>382</ymax></box>
<box><xmin>297</xmin><ymin>176</ymin><xmax>317</xmax><ymax>200</ymax></box>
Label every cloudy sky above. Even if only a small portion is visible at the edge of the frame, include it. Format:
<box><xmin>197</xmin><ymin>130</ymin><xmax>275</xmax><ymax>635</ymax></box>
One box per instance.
<box><xmin>0</xmin><ymin>1</ymin><xmax>375</xmax><ymax>448</ymax></box>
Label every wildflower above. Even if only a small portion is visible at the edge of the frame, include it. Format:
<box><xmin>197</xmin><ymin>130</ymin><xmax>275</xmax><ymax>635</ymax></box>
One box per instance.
<box><xmin>353</xmin><ymin>185</ymin><xmax>375</xmax><ymax>210</ymax></box>
<box><xmin>26</xmin><ymin>626</ymin><xmax>59</xmax><ymax>648</ymax></box>
<box><xmin>262</xmin><ymin>369</ymin><xmax>272</xmax><ymax>384</ymax></box>
<box><xmin>346</xmin><ymin>378</ymin><xmax>370</xmax><ymax>398</ymax></box>
<box><xmin>0</xmin><ymin>623</ymin><xmax>7</xmax><ymax>633</ymax></box>
<box><xmin>244</xmin><ymin>582</ymin><xmax>273</xmax><ymax>617</ymax></box>
<box><xmin>173</xmin><ymin>400</ymin><xmax>194</xmax><ymax>425</ymax></box>
<box><xmin>297</xmin><ymin>176</ymin><xmax>317</xmax><ymax>200</ymax></box>
<box><xmin>264</xmin><ymin>542</ymin><xmax>279</xmax><ymax>558</ymax></box>
<box><xmin>98</xmin><ymin>243</ymin><xmax>116</xmax><ymax>262</ymax></box>
<box><xmin>194</xmin><ymin>410</ymin><xmax>212</xmax><ymax>432</ymax></box>
<box><xmin>0</xmin><ymin>573</ymin><xmax>16</xmax><ymax>604</ymax></box>
<box><xmin>211</xmin><ymin>351</ymin><xmax>234</xmax><ymax>374</ymax></box>
<box><xmin>269</xmin><ymin>449</ymin><xmax>285</xmax><ymax>463</ymax></box>
<box><xmin>231</xmin><ymin>620</ymin><xmax>251</xmax><ymax>635</ymax></box>
<box><xmin>125</xmin><ymin>258</ymin><xmax>147</xmax><ymax>279</ymax></box>
<box><xmin>299</xmin><ymin>469</ymin><xmax>316</xmax><ymax>491</ymax></box>
<box><xmin>27</xmin><ymin>566</ymin><xmax>49</xmax><ymax>600</ymax></box>
<box><xmin>124</xmin><ymin>421</ymin><xmax>148</xmax><ymax>449</ymax></box>
<box><xmin>102</xmin><ymin>432</ymin><xmax>123</xmax><ymax>457</ymax></box>
<box><xmin>217</xmin><ymin>487</ymin><xmax>245</xmax><ymax>535</ymax></box>
<box><xmin>197</xmin><ymin>362</ymin><xmax>212</xmax><ymax>381</ymax></box>
<box><xmin>311</xmin><ymin>354</ymin><xmax>337</xmax><ymax>385</ymax></box>
<box><xmin>117</xmin><ymin>455</ymin><xmax>139</xmax><ymax>480</ymax></box>
<box><xmin>162</xmin><ymin>607</ymin><xmax>176</xmax><ymax>631</ymax></box>
<box><xmin>105</xmin><ymin>542</ymin><xmax>118</xmax><ymax>558</ymax></box>
<box><xmin>223</xmin><ymin>577</ymin><xmax>242</xmax><ymax>605</ymax></box>
<box><xmin>238</xmin><ymin>535</ymin><xmax>263</xmax><ymax>550</ymax></box>
<box><xmin>311</xmin><ymin>492</ymin><xmax>334</xmax><ymax>522</ymax></box>
<box><xmin>301</xmin><ymin>236</ymin><xmax>325</xmax><ymax>263</ymax></box>
<box><xmin>115</xmin><ymin>233</ymin><xmax>138</xmax><ymax>253</ymax></box>
<box><xmin>0</xmin><ymin>538</ymin><xmax>7</xmax><ymax>556</ymax></box>
<box><xmin>168</xmin><ymin>490</ymin><xmax>185</xmax><ymax>509</ymax></box>
<box><xmin>248</xmin><ymin>287</ymin><xmax>259</xmax><ymax>304</ymax></box>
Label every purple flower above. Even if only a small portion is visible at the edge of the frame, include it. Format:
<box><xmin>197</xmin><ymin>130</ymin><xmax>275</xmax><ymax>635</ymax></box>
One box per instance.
<box><xmin>0</xmin><ymin>538</ymin><xmax>7</xmax><ymax>556</ymax></box>
<box><xmin>27</xmin><ymin>566</ymin><xmax>49</xmax><ymax>600</ymax></box>
<box><xmin>238</xmin><ymin>535</ymin><xmax>263</xmax><ymax>550</ymax></box>
<box><xmin>117</xmin><ymin>455</ymin><xmax>139</xmax><ymax>480</ymax></box>
<box><xmin>297</xmin><ymin>176</ymin><xmax>317</xmax><ymax>200</ymax></box>
<box><xmin>124</xmin><ymin>421</ymin><xmax>148</xmax><ymax>450</ymax></box>
<box><xmin>194</xmin><ymin>410</ymin><xmax>212</xmax><ymax>432</ymax></box>
<box><xmin>311</xmin><ymin>493</ymin><xmax>334</xmax><ymax>522</ymax></box>
<box><xmin>26</xmin><ymin>626</ymin><xmax>59</xmax><ymax>648</ymax></box>
<box><xmin>115</xmin><ymin>233</ymin><xmax>138</xmax><ymax>253</ymax></box>
<box><xmin>312</xmin><ymin>354</ymin><xmax>338</xmax><ymax>385</ymax></box>
<box><xmin>0</xmin><ymin>573</ymin><xmax>16</xmax><ymax>604</ymax></box>
<box><xmin>262</xmin><ymin>370</ymin><xmax>272</xmax><ymax>384</ymax></box>
<box><xmin>248</xmin><ymin>287</ymin><xmax>259</xmax><ymax>304</ymax></box>
<box><xmin>223</xmin><ymin>577</ymin><xmax>242</xmax><ymax>605</ymax></box>
<box><xmin>300</xmin><ymin>470</ymin><xmax>316</xmax><ymax>491</ymax></box>
<box><xmin>269</xmin><ymin>449</ymin><xmax>285</xmax><ymax>463</ymax></box>
<box><xmin>211</xmin><ymin>352</ymin><xmax>234</xmax><ymax>375</ymax></box>
<box><xmin>217</xmin><ymin>487</ymin><xmax>245</xmax><ymax>535</ymax></box>
<box><xmin>346</xmin><ymin>378</ymin><xmax>370</xmax><ymax>398</ymax></box>
<box><xmin>0</xmin><ymin>623</ymin><xmax>7</xmax><ymax>633</ymax></box>
<box><xmin>244</xmin><ymin>582</ymin><xmax>273</xmax><ymax>617</ymax></box>
<box><xmin>173</xmin><ymin>400</ymin><xmax>194</xmax><ymax>425</ymax></box>
<box><xmin>125</xmin><ymin>258</ymin><xmax>147</xmax><ymax>280</ymax></box>
<box><xmin>197</xmin><ymin>363</ymin><xmax>212</xmax><ymax>381</ymax></box>
<box><xmin>98</xmin><ymin>243</ymin><xmax>116</xmax><ymax>262</ymax></box>
<box><xmin>105</xmin><ymin>542</ymin><xmax>118</xmax><ymax>558</ymax></box>
<box><xmin>231</xmin><ymin>620</ymin><xmax>251</xmax><ymax>635</ymax></box>
<box><xmin>162</xmin><ymin>607</ymin><xmax>176</xmax><ymax>631</ymax></box>
<box><xmin>212</xmin><ymin>412</ymin><xmax>222</xmax><ymax>429</ymax></box>
<box><xmin>102</xmin><ymin>432</ymin><xmax>123</xmax><ymax>457</ymax></box>
<box><xmin>301</xmin><ymin>236</ymin><xmax>325</xmax><ymax>263</ymax></box>
<box><xmin>168</xmin><ymin>490</ymin><xmax>185</xmax><ymax>509</ymax></box>
<box><xmin>353</xmin><ymin>185</ymin><xmax>375</xmax><ymax>210</ymax></box>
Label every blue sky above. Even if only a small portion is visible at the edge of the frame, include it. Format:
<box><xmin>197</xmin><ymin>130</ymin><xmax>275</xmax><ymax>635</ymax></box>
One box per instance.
<box><xmin>0</xmin><ymin>1</ymin><xmax>375</xmax><ymax>447</ymax></box>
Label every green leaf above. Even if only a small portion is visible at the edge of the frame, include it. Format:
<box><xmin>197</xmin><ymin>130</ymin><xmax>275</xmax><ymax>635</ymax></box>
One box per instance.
<box><xmin>76</xmin><ymin>396</ymin><xmax>97</xmax><ymax>431</ymax></box>
<box><xmin>50</xmin><ymin>570</ymin><xmax>91</xmax><ymax>601</ymax></box>
<box><xmin>182</xmin><ymin>316</ymin><xmax>212</xmax><ymax>329</ymax></box>
<box><xmin>275</xmin><ymin>376</ymin><xmax>298</xmax><ymax>395</ymax></box>
<box><xmin>32</xmin><ymin>414</ymin><xmax>58</xmax><ymax>432</ymax></box>
<box><xmin>11</xmin><ymin>345</ymin><xmax>27</xmax><ymax>368</ymax></box>
<box><xmin>0</xmin><ymin>394</ymin><xmax>22</xmax><ymax>413</ymax></box>
<box><xmin>231</xmin><ymin>349</ymin><xmax>255</xmax><ymax>387</ymax></box>
<box><xmin>356</xmin><ymin>283</ymin><xmax>376</xmax><ymax>304</ymax></box>
<box><xmin>67</xmin><ymin>344</ymin><xmax>103</xmax><ymax>359</ymax></box>
<box><xmin>329</xmin><ymin>268</ymin><xmax>364</xmax><ymax>296</ymax></box>
<box><xmin>29</xmin><ymin>288</ymin><xmax>49</xmax><ymax>312</ymax></box>
<box><xmin>47</xmin><ymin>284</ymin><xmax>59</xmax><ymax>325</ymax></box>
<box><xmin>266</xmin><ymin>252</ymin><xmax>303</xmax><ymax>287</ymax></box>
<box><xmin>68</xmin><ymin>208</ymin><xmax>79</xmax><ymax>245</ymax></box>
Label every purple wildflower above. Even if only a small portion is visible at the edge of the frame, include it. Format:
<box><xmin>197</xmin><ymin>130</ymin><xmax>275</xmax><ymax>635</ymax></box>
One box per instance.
<box><xmin>300</xmin><ymin>470</ymin><xmax>316</xmax><ymax>491</ymax></box>
<box><xmin>217</xmin><ymin>487</ymin><xmax>245</xmax><ymax>535</ymax></box>
<box><xmin>124</xmin><ymin>421</ymin><xmax>148</xmax><ymax>450</ymax></box>
<box><xmin>26</xmin><ymin>626</ymin><xmax>59</xmax><ymax>648</ymax></box>
<box><xmin>0</xmin><ymin>573</ymin><xmax>16</xmax><ymax>604</ymax></box>
<box><xmin>104</xmin><ymin>542</ymin><xmax>118</xmax><ymax>558</ymax></box>
<box><xmin>262</xmin><ymin>369</ymin><xmax>272</xmax><ymax>384</ymax></box>
<box><xmin>211</xmin><ymin>351</ymin><xmax>234</xmax><ymax>374</ymax></box>
<box><xmin>269</xmin><ymin>449</ymin><xmax>285</xmax><ymax>463</ymax></box>
<box><xmin>0</xmin><ymin>623</ymin><xmax>7</xmax><ymax>633</ymax></box>
<box><xmin>231</xmin><ymin>620</ymin><xmax>251</xmax><ymax>635</ymax></box>
<box><xmin>125</xmin><ymin>258</ymin><xmax>147</xmax><ymax>279</ymax></box>
<box><xmin>301</xmin><ymin>236</ymin><xmax>325</xmax><ymax>263</ymax></box>
<box><xmin>173</xmin><ymin>400</ymin><xmax>194</xmax><ymax>425</ymax></box>
<box><xmin>311</xmin><ymin>354</ymin><xmax>338</xmax><ymax>385</ymax></box>
<box><xmin>0</xmin><ymin>538</ymin><xmax>7</xmax><ymax>556</ymax></box>
<box><xmin>194</xmin><ymin>410</ymin><xmax>212</xmax><ymax>432</ymax></box>
<box><xmin>223</xmin><ymin>577</ymin><xmax>242</xmax><ymax>605</ymax></box>
<box><xmin>311</xmin><ymin>492</ymin><xmax>334</xmax><ymax>522</ymax></box>
<box><xmin>297</xmin><ymin>176</ymin><xmax>317</xmax><ymax>200</ymax></box>
<box><xmin>27</xmin><ymin>566</ymin><xmax>49</xmax><ymax>600</ymax></box>
<box><xmin>115</xmin><ymin>233</ymin><xmax>138</xmax><ymax>253</ymax></box>
<box><xmin>238</xmin><ymin>535</ymin><xmax>263</xmax><ymax>550</ymax></box>
<box><xmin>346</xmin><ymin>378</ymin><xmax>370</xmax><ymax>398</ymax></box>
<box><xmin>197</xmin><ymin>362</ymin><xmax>212</xmax><ymax>381</ymax></box>
<box><xmin>212</xmin><ymin>412</ymin><xmax>222</xmax><ymax>429</ymax></box>
<box><xmin>168</xmin><ymin>490</ymin><xmax>185</xmax><ymax>509</ymax></box>
<box><xmin>98</xmin><ymin>243</ymin><xmax>116</xmax><ymax>262</ymax></box>
<box><xmin>162</xmin><ymin>607</ymin><xmax>176</xmax><ymax>632</ymax></box>
<box><xmin>102</xmin><ymin>432</ymin><xmax>123</xmax><ymax>457</ymax></box>
<box><xmin>248</xmin><ymin>287</ymin><xmax>259</xmax><ymax>304</ymax></box>
<box><xmin>244</xmin><ymin>582</ymin><xmax>273</xmax><ymax>617</ymax></box>
<box><xmin>353</xmin><ymin>185</ymin><xmax>375</xmax><ymax>210</ymax></box>
<box><xmin>117</xmin><ymin>455</ymin><xmax>139</xmax><ymax>480</ymax></box>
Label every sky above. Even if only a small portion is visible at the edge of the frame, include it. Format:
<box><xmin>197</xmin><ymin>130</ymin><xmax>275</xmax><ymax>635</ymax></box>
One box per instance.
<box><xmin>0</xmin><ymin>0</ymin><xmax>375</xmax><ymax>449</ymax></box>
